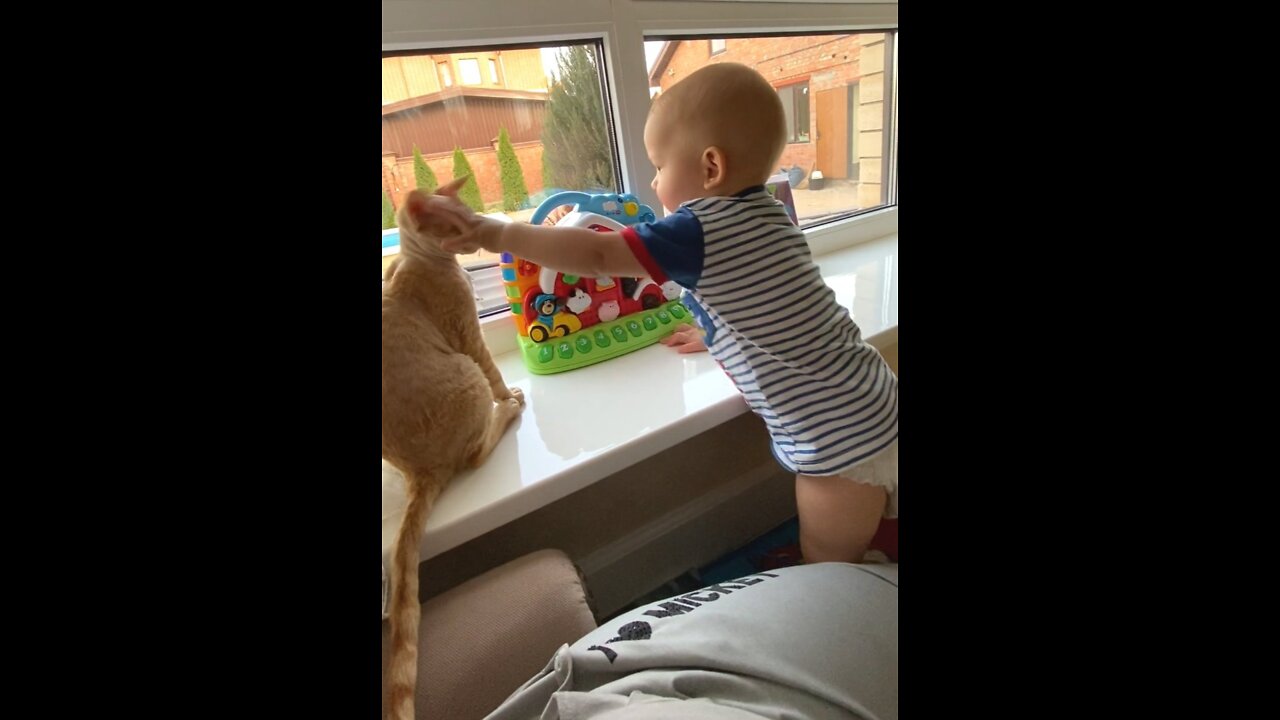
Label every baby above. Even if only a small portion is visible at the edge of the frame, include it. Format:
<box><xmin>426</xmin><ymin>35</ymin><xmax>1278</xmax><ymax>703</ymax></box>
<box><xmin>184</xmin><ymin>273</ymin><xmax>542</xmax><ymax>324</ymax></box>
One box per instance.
<box><xmin>433</xmin><ymin>62</ymin><xmax>897</xmax><ymax>563</ymax></box>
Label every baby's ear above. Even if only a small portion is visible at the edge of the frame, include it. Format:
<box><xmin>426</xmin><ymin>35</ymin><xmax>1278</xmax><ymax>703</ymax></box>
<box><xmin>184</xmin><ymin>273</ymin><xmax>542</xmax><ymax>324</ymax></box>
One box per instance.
<box><xmin>437</xmin><ymin>175</ymin><xmax>469</xmax><ymax>198</ymax></box>
<box><xmin>702</xmin><ymin>146</ymin><xmax>727</xmax><ymax>189</ymax></box>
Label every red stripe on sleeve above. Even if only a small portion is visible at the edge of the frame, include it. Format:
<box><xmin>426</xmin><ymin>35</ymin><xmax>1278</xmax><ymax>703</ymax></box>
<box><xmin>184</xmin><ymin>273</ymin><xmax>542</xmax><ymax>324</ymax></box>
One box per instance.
<box><xmin>620</xmin><ymin>226</ymin><xmax>669</xmax><ymax>284</ymax></box>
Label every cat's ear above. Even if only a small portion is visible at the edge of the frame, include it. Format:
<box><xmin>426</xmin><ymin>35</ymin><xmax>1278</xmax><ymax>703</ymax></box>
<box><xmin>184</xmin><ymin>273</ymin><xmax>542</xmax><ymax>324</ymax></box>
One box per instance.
<box><xmin>436</xmin><ymin>175</ymin><xmax>469</xmax><ymax>198</ymax></box>
<box><xmin>402</xmin><ymin>188</ymin><xmax>470</xmax><ymax>235</ymax></box>
<box><xmin>402</xmin><ymin>190</ymin><xmax>432</xmax><ymax>225</ymax></box>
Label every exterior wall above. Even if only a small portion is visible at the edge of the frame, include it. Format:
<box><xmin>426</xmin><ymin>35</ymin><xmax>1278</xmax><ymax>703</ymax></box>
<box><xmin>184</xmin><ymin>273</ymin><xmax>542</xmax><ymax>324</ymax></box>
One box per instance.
<box><xmin>654</xmin><ymin>35</ymin><xmax>890</xmax><ymax>202</ymax></box>
<box><xmin>383</xmin><ymin>48</ymin><xmax>548</xmax><ymax>105</ymax></box>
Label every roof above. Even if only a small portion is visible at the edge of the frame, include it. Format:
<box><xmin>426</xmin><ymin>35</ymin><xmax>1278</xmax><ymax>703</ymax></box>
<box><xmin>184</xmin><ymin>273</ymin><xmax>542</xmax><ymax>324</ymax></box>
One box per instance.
<box><xmin>382</xmin><ymin>86</ymin><xmax>548</xmax><ymax>117</ymax></box>
<box><xmin>647</xmin><ymin>41</ymin><xmax>680</xmax><ymax>87</ymax></box>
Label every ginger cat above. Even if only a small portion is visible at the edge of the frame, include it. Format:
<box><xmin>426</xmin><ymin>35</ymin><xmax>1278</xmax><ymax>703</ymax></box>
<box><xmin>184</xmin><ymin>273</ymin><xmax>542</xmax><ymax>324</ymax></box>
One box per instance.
<box><xmin>382</xmin><ymin>177</ymin><xmax>525</xmax><ymax>720</ymax></box>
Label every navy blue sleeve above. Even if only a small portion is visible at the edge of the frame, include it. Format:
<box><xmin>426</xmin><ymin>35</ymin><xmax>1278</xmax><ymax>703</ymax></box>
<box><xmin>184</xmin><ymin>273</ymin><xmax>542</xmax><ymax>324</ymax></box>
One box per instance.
<box><xmin>620</xmin><ymin>207</ymin><xmax>706</xmax><ymax>289</ymax></box>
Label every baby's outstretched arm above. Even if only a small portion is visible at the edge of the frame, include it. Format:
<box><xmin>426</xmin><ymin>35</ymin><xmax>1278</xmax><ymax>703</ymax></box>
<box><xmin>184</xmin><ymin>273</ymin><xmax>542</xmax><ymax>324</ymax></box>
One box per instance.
<box><xmin>434</xmin><ymin>203</ymin><xmax>647</xmax><ymax>279</ymax></box>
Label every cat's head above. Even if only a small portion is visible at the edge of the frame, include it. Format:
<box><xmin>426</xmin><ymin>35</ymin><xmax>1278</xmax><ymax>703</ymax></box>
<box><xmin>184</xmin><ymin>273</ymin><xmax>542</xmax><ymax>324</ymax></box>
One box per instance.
<box><xmin>395</xmin><ymin>175</ymin><xmax>470</xmax><ymax>262</ymax></box>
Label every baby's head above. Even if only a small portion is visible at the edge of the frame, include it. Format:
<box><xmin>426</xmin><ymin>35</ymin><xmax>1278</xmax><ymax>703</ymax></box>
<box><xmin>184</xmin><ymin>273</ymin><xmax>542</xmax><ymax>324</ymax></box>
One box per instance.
<box><xmin>644</xmin><ymin>63</ymin><xmax>786</xmax><ymax>210</ymax></box>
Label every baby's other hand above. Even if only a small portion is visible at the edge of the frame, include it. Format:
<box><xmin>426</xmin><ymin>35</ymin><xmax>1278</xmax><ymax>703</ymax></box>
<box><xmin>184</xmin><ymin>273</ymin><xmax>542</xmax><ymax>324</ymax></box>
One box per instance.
<box><xmin>660</xmin><ymin>324</ymin><xmax>707</xmax><ymax>354</ymax></box>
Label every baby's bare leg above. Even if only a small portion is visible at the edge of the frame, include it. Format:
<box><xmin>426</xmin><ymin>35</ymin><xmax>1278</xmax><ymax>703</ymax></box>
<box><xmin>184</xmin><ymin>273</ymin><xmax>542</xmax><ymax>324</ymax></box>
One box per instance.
<box><xmin>795</xmin><ymin>473</ymin><xmax>886</xmax><ymax>563</ymax></box>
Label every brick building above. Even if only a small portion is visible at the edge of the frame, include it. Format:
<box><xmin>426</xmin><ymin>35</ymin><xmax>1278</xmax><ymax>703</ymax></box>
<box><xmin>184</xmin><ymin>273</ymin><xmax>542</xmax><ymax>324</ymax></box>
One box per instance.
<box><xmin>648</xmin><ymin>35</ymin><xmax>891</xmax><ymax>208</ymax></box>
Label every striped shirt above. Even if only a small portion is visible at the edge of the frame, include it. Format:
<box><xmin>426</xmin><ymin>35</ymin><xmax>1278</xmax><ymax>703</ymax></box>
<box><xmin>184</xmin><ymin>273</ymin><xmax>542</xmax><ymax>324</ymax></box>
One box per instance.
<box><xmin>621</xmin><ymin>186</ymin><xmax>897</xmax><ymax>476</ymax></box>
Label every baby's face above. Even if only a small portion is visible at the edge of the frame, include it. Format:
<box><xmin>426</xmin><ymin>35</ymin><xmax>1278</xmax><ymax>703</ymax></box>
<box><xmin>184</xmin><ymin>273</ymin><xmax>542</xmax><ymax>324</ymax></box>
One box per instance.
<box><xmin>645</xmin><ymin>111</ymin><xmax>707</xmax><ymax>213</ymax></box>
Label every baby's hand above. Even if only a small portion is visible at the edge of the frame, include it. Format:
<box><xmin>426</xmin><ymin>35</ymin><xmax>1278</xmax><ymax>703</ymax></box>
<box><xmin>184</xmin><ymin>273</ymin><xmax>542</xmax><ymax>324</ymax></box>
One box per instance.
<box><xmin>660</xmin><ymin>324</ymin><xmax>707</xmax><ymax>354</ymax></box>
<box><xmin>441</xmin><ymin>218</ymin><xmax>505</xmax><ymax>255</ymax></box>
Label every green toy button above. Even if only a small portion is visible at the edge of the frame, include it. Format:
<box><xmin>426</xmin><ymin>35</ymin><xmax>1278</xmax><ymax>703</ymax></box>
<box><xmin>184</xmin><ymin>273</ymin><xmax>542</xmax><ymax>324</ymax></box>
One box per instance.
<box><xmin>594</xmin><ymin>330</ymin><xmax>610</xmax><ymax>347</ymax></box>
<box><xmin>612</xmin><ymin>326</ymin><xmax>628</xmax><ymax>342</ymax></box>
<box><xmin>557</xmin><ymin>342</ymin><xmax>574</xmax><ymax>359</ymax></box>
<box><xmin>626</xmin><ymin>320</ymin><xmax>643</xmax><ymax>337</ymax></box>
<box><xmin>670</xmin><ymin>305</ymin><xmax>686</xmax><ymax>319</ymax></box>
<box><xmin>656</xmin><ymin>310</ymin><xmax>671</xmax><ymax>324</ymax></box>
<box><xmin>643</xmin><ymin>316</ymin><xmax>658</xmax><ymax>331</ymax></box>
<box><xmin>537</xmin><ymin>345</ymin><xmax>555</xmax><ymax>363</ymax></box>
<box><xmin>575</xmin><ymin>336</ymin><xmax>592</xmax><ymax>353</ymax></box>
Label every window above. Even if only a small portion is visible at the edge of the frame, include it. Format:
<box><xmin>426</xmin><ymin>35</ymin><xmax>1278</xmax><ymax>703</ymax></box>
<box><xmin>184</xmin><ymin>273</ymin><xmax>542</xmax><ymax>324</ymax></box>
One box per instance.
<box><xmin>645</xmin><ymin>32</ymin><xmax>896</xmax><ymax>229</ymax></box>
<box><xmin>778</xmin><ymin>82</ymin><xmax>810</xmax><ymax>143</ymax></box>
<box><xmin>383</xmin><ymin>43</ymin><xmax>621</xmax><ymax>316</ymax></box>
<box><xmin>458</xmin><ymin>58</ymin><xmax>482</xmax><ymax>85</ymax></box>
<box><xmin>384</xmin><ymin>19</ymin><xmax>897</xmax><ymax>320</ymax></box>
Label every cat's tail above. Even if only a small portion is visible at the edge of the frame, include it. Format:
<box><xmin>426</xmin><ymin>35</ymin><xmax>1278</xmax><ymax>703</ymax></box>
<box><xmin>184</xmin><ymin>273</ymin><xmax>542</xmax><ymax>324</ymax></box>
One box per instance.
<box><xmin>385</xmin><ymin>477</ymin><xmax>442</xmax><ymax>720</ymax></box>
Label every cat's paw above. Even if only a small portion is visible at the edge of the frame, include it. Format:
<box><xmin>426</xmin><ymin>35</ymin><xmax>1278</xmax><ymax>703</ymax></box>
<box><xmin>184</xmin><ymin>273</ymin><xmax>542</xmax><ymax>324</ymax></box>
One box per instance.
<box><xmin>499</xmin><ymin>396</ymin><xmax>523</xmax><ymax>419</ymax></box>
<box><xmin>508</xmin><ymin>387</ymin><xmax>526</xmax><ymax>407</ymax></box>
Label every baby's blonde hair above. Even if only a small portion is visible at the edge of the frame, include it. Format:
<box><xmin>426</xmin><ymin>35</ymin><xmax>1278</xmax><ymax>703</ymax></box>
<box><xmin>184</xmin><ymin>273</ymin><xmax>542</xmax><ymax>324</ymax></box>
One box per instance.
<box><xmin>650</xmin><ymin>62</ymin><xmax>787</xmax><ymax>185</ymax></box>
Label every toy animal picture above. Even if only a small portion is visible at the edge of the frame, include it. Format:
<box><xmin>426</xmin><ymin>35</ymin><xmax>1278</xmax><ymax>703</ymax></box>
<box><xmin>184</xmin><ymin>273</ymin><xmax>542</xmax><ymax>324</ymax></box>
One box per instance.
<box><xmin>381</xmin><ymin>177</ymin><xmax>525</xmax><ymax>720</ymax></box>
<box><xmin>502</xmin><ymin>191</ymin><xmax>690</xmax><ymax>374</ymax></box>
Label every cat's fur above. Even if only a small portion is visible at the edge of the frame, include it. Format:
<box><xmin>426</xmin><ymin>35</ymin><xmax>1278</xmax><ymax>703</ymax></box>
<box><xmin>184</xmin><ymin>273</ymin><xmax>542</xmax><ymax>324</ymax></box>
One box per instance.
<box><xmin>382</xmin><ymin>178</ymin><xmax>525</xmax><ymax>720</ymax></box>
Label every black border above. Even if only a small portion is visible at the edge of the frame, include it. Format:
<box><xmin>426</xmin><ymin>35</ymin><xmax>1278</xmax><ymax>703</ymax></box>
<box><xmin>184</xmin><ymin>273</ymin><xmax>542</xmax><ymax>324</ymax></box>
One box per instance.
<box><xmin>101</xmin><ymin>5</ymin><xmax>1169</xmax><ymax>715</ymax></box>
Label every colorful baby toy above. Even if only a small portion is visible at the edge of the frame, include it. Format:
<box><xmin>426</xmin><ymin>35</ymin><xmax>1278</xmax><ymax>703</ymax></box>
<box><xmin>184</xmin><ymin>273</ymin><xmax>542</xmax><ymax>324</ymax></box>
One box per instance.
<box><xmin>501</xmin><ymin>191</ymin><xmax>689</xmax><ymax>374</ymax></box>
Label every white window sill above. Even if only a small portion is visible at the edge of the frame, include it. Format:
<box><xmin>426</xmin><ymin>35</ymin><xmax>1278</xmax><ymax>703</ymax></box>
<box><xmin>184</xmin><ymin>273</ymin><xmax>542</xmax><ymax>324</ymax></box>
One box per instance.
<box><xmin>383</xmin><ymin>217</ymin><xmax>898</xmax><ymax>562</ymax></box>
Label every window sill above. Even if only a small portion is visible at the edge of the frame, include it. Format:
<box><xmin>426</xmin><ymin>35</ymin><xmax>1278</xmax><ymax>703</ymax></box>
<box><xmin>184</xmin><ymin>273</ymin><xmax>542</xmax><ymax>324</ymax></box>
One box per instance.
<box><xmin>383</xmin><ymin>227</ymin><xmax>898</xmax><ymax>562</ymax></box>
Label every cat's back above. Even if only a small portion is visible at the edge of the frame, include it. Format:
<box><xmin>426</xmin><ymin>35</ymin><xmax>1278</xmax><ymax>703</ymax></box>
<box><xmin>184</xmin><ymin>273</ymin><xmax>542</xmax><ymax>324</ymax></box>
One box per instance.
<box><xmin>383</xmin><ymin>281</ymin><xmax>450</xmax><ymax>374</ymax></box>
<box><xmin>382</xmin><ymin>259</ymin><xmax>481</xmax><ymax>384</ymax></box>
<box><xmin>382</xmin><ymin>258</ymin><xmax>493</xmax><ymax>464</ymax></box>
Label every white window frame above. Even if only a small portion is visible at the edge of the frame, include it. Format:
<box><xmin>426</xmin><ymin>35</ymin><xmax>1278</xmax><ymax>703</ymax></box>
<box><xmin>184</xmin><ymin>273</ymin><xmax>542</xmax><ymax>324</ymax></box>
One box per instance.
<box><xmin>382</xmin><ymin>0</ymin><xmax>898</xmax><ymax>346</ymax></box>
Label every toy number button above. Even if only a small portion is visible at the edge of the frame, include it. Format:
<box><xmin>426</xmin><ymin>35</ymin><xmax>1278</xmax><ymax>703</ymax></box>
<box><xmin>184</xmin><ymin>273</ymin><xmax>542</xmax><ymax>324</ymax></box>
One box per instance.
<box><xmin>538</xmin><ymin>345</ymin><xmax>555</xmax><ymax>363</ymax></box>
<box><xmin>656</xmin><ymin>310</ymin><xmax>671</xmax><ymax>324</ymax></box>
<box><xmin>575</xmin><ymin>336</ymin><xmax>592</xmax><ymax>353</ymax></box>
<box><xmin>626</xmin><ymin>320</ymin><xmax>643</xmax><ymax>337</ymax></box>
<box><xmin>642</xmin><ymin>316</ymin><xmax>658</xmax><ymax>331</ymax></box>
<box><xmin>557</xmin><ymin>342</ymin><xmax>574</xmax><ymax>359</ymax></box>
<box><xmin>612</xmin><ymin>326</ymin><xmax>628</xmax><ymax>342</ymax></box>
<box><xmin>594</xmin><ymin>330</ymin><xmax>611</xmax><ymax>347</ymax></box>
<box><xmin>669</xmin><ymin>305</ymin><xmax>686</xmax><ymax>319</ymax></box>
